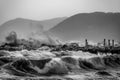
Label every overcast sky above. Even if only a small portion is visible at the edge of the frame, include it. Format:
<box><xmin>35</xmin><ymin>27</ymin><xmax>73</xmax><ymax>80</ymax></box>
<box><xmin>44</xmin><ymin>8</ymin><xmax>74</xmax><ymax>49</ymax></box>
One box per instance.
<box><xmin>0</xmin><ymin>0</ymin><xmax>120</xmax><ymax>25</ymax></box>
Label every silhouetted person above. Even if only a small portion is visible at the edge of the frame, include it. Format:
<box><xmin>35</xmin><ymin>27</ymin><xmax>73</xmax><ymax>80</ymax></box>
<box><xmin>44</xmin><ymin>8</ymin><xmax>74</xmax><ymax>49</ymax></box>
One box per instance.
<box><xmin>103</xmin><ymin>39</ymin><xmax>106</xmax><ymax>47</ymax></box>
<box><xmin>85</xmin><ymin>39</ymin><xmax>89</xmax><ymax>48</ymax></box>
<box><xmin>112</xmin><ymin>40</ymin><xmax>114</xmax><ymax>47</ymax></box>
<box><xmin>108</xmin><ymin>39</ymin><xmax>111</xmax><ymax>47</ymax></box>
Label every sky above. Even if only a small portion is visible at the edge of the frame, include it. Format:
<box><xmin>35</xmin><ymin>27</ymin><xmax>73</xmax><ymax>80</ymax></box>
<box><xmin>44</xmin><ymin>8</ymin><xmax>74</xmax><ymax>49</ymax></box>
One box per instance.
<box><xmin>0</xmin><ymin>0</ymin><xmax>120</xmax><ymax>25</ymax></box>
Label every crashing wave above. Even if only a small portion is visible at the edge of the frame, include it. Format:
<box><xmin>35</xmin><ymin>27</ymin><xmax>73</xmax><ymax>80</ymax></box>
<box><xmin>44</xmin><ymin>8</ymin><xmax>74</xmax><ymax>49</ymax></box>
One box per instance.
<box><xmin>0</xmin><ymin>50</ymin><xmax>120</xmax><ymax>77</ymax></box>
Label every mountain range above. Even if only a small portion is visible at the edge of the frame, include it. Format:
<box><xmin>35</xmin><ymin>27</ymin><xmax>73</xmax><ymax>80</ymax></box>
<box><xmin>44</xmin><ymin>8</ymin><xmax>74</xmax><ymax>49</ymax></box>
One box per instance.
<box><xmin>49</xmin><ymin>12</ymin><xmax>120</xmax><ymax>43</ymax></box>
<box><xmin>0</xmin><ymin>12</ymin><xmax>120</xmax><ymax>43</ymax></box>
<box><xmin>0</xmin><ymin>17</ymin><xmax>67</xmax><ymax>42</ymax></box>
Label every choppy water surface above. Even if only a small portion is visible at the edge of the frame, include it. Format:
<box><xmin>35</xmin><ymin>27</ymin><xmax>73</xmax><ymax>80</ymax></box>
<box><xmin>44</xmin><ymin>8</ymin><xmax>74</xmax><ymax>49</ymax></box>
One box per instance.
<box><xmin>0</xmin><ymin>50</ymin><xmax>120</xmax><ymax>80</ymax></box>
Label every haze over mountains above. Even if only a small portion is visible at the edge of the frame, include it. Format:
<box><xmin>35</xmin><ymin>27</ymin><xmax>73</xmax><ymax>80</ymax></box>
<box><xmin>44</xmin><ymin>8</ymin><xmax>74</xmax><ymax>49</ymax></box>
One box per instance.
<box><xmin>0</xmin><ymin>12</ymin><xmax>120</xmax><ymax>43</ymax></box>
<box><xmin>0</xmin><ymin>17</ymin><xmax>67</xmax><ymax>42</ymax></box>
<box><xmin>40</xmin><ymin>17</ymin><xmax>67</xmax><ymax>30</ymax></box>
<box><xmin>49</xmin><ymin>12</ymin><xmax>120</xmax><ymax>43</ymax></box>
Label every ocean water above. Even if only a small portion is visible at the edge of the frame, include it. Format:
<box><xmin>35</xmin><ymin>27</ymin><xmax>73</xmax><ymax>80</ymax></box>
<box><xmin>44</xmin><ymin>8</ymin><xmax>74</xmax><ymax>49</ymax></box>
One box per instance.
<box><xmin>0</xmin><ymin>50</ymin><xmax>120</xmax><ymax>80</ymax></box>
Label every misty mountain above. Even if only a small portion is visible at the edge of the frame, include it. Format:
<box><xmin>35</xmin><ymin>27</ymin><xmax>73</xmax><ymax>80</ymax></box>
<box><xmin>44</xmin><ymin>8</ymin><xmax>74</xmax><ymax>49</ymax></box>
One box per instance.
<box><xmin>49</xmin><ymin>12</ymin><xmax>120</xmax><ymax>42</ymax></box>
<box><xmin>0</xmin><ymin>18</ymin><xmax>43</xmax><ymax>41</ymax></box>
<box><xmin>40</xmin><ymin>17</ymin><xmax>67</xmax><ymax>30</ymax></box>
<box><xmin>0</xmin><ymin>17</ymin><xmax>67</xmax><ymax>42</ymax></box>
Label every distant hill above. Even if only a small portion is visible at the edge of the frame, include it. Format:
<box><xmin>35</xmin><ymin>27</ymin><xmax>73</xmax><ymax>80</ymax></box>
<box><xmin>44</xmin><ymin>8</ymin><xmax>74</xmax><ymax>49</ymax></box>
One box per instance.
<box><xmin>40</xmin><ymin>17</ymin><xmax>67</xmax><ymax>30</ymax></box>
<box><xmin>0</xmin><ymin>17</ymin><xmax>67</xmax><ymax>42</ymax></box>
<box><xmin>49</xmin><ymin>12</ymin><xmax>120</xmax><ymax>42</ymax></box>
<box><xmin>0</xmin><ymin>18</ymin><xmax>43</xmax><ymax>41</ymax></box>
<box><xmin>0</xmin><ymin>18</ymin><xmax>67</xmax><ymax>45</ymax></box>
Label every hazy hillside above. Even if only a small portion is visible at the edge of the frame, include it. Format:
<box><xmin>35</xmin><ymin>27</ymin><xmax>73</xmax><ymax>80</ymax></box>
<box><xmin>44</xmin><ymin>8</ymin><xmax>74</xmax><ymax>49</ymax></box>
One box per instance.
<box><xmin>40</xmin><ymin>17</ymin><xmax>67</xmax><ymax>30</ymax></box>
<box><xmin>49</xmin><ymin>12</ymin><xmax>120</xmax><ymax>42</ymax></box>
<box><xmin>0</xmin><ymin>18</ymin><xmax>43</xmax><ymax>41</ymax></box>
<box><xmin>0</xmin><ymin>17</ymin><xmax>67</xmax><ymax>42</ymax></box>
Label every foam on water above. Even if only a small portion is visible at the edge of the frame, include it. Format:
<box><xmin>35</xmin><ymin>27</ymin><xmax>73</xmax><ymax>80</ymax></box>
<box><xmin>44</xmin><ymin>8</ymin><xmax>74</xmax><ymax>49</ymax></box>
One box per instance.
<box><xmin>0</xmin><ymin>50</ymin><xmax>120</xmax><ymax>77</ymax></box>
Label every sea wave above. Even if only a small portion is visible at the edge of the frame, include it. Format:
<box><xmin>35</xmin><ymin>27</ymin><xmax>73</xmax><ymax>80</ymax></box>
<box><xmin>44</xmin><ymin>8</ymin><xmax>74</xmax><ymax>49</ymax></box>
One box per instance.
<box><xmin>0</xmin><ymin>50</ymin><xmax>120</xmax><ymax>77</ymax></box>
